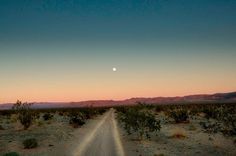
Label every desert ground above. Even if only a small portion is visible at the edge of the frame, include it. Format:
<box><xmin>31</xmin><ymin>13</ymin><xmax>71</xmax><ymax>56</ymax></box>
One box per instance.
<box><xmin>119</xmin><ymin>112</ymin><xmax>236</xmax><ymax>156</ymax></box>
<box><xmin>0</xmin><ymin>103</ymin><xmax>236</xmax><ymax>156</ymax></box>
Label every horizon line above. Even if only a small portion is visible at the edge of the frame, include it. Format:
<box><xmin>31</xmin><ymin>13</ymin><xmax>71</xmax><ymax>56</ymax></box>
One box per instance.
<box><xmin>1</xmin><ymin>90</ymin><xmax>235</xmax><ymax>105</ymax></box>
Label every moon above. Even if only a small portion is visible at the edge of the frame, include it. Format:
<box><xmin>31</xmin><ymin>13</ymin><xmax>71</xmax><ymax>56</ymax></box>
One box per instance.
<box><xmin>112</xmin><ymin>67</ymin><xmax>117</xmax><ymax>72</ymax></box>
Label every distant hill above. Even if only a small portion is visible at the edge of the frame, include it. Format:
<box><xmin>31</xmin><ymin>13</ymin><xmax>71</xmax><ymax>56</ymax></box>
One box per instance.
<box><xmin>0</xmin><ymin>92</ymin><xmax>236</xmax><ymax>110</ymax></box>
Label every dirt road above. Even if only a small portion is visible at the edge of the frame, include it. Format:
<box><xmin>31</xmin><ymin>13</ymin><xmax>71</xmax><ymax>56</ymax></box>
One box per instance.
<box><xmin>72</xmin><ymin>109</ymin><xmax>125</xmax><ymax>156</ymax></box>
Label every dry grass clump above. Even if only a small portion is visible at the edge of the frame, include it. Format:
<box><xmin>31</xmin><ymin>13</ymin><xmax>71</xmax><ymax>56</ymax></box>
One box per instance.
<box><xmin>168</xmin><ymin>128</ymin><xmax>187</xmax><ymax>139</ymax></box>
<box><xmin>171</xmin><ymin>133</ymin><xmax>186</xmax><ymax>139</ymax></box>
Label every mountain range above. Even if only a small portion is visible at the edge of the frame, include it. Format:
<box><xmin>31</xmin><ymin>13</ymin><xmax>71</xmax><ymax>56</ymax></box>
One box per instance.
<box><xmin>0</xmin><ymin>92</ymin><xmax>236</xmax><ymax>110</ymax></box>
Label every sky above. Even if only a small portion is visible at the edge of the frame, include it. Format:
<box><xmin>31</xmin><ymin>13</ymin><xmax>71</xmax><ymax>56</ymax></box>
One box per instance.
<box><xmin>0</xmin><ymin>0</ymin><xmax>236</xmax><ymax>103</ymax></box>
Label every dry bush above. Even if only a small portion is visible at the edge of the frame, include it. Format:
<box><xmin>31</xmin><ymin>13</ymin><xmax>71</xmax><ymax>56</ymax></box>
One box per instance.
<box><xmin>23</xmin><ymin>138</ymin><xmax>38</xmax><ymax>149</ymax></box>
<box><xmin>168</xmin><ymin>109</ymin><xmax>189</xmax><ymax>123</ymax></box>
<box><xmin>68</xmin><ymin>112</ymin><xmax>86</xmax><ymax>128</ymax></box>
<box><xmin>43</xmin><ymin>113</ymin><xmax>53</xmax><ymax>121</ymax></box>
<box><xmin>0</xmin><ymin>124</ymin><xmax>4</xmax><ymax>130</ymax></box>
<box><xmin>3</xmin><ymin>152</ymin><xmax>20</xmax><ymax>156</ymax></box>
<box><xmin>117</xmin><ymin>107</ymin><xmax>161</xmax><ymax>139</ymax></box>
<box><xmin>12</xmin><ymin>100</ymin><xmax>34</xmax><ymax>130</ymax></box>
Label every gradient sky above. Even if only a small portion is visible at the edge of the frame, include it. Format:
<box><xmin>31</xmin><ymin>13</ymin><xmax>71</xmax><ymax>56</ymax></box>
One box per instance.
<box><xmin>0</xmin><ymin>0</ymin><xmax>236</xmax><ymax>103</ymax></box>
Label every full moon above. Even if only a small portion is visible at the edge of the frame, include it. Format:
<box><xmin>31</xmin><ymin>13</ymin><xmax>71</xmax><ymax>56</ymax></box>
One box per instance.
<box><xmin>112</xmin><ymin>67</ymin><xmax>117</xmax><ymax>72</ymax></box>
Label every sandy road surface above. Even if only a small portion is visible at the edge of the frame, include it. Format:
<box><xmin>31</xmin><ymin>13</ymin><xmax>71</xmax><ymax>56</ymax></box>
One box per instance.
<box><xmin>72</xmin><ymin>108</ymin><xmax>125</xmax><ymax>156</ymax></box>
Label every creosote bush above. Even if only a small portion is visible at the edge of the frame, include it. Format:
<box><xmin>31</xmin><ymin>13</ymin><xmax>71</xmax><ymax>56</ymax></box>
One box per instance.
<box><xmin>12</xmin><ymin>100</ymin><xmax>34</xmax><ymax>130</ymax></box>
<box><xmin>43</xmin><ymin>113</ymin><xmax>53</xmax><ymax>121</ymax></box>
<box><xmin>0</xmin><ymin>124</ymin><xmax>4</xmax><ymax>130</ymax></box>
<box><xmin>168</xmin><ymin>109</ymin><xmax>189</xmax><ymax>123</ymax></box>
<box><xmin>3</xmin><ymin>152</ymin><xmax>20</xmax><ymax>156</ymax></box>
<box><xmin>69</xmin><ymin>112</ymin><xmax>86</xmax><ymax>128</ymax></box>
<box><xmin>117</xmin><ymin>107</ymin><xmax>161</xmax><ymax>139</ymax></box>
<box><xmin>202</xmin><ymin>107</ymin><xmax>219</xmax><ymax>119</ymax></box>
<box><xmin>66</xmin><ymin>107</ymin><xmax>107</xmax><ymax>128</ymax></box>
<box><xmin>23</xmin><ymin>138</ymin><xmax>38</xmax><ymax>149</ymax></box>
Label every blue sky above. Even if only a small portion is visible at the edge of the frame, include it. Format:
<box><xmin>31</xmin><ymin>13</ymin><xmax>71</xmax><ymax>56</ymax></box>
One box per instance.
<box><xmin>0</xmin><ymin>0</ymin><xmax>236</xmax><ymax>102</ymax></box>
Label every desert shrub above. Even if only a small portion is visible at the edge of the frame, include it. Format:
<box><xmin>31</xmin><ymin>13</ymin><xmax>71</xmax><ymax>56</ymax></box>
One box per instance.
<box><xmin>200</xmin><ymin>121</ymin><xmax>221</xmax><ymax>133</ymax></box>
<box><xmin>23</xmin><ymin>138</ymin><xmax>38</xmax><ymax>149</ymax></box>
<box><xmin>118</xmin><ymin>108</ymin><xmax>161</xmax><ymax>139</ymax></box>
<box><xmin>69</xmin><ymin>112</ymin><xmax>85</xmax><ymax>128</ymax></box>
<box><xmin>221</xmin><ymin>113</ymin><xmax>236</xmax><ymax>136</ymax></box>
<box><xmin>81</xmin><ymin>109</ymin><xmax>94</xmax><ymax>119</ymax></box>
<box><xmin>200</xmin><ymin>104</ymin><xmax>236</xmax><ymax>136</ymax></box>
<box><xmin>43</xmin><ymin>113</ymin><xmax>53</xmax><ymax>121</ymax></box>
<box><xmin>35</xmin><ymin>119</ymin><xmax>44</xmax><ymax>126</ymax></box>
<box><xmin>155</xmin><ymin>106</ymin><xmax>163</xmax><ymax>113</ymax></box>
<box><xmin>3</xmin><ymin>152</ymin><xmax>20</xmax><ymax>156</ymax></box>
<box><xmin>97</xmin><ymin>108</ymin><xmax>106</xmax><ymax>115</ymax></box>
<box><xmin>168</xmin><ymin>109</ymin><xmax>189</xmax><ymax>123</ymax></box>
<box><xmin>136</xmin><ymin>102</ymin><xmax>154</xmax><ymax>110</ymax></box>
<box><xmin>221</xmin><ymin>127</ymin><xmax>236</xmax><ymax>136</ymax></box>
<box><xmin>202</xmin><ymin>107</ymin><xmax>219</xmax><ymax>119</ymax></box>
<box><xmin>32</xmin><ymin>112</ymin><xmax>40</xmax><ymax>120</ymax></box>
<box><xmin>75</xmin><ymin>107</ymin><xmax>107</xmax><ymax>119</ymax></box>
<box><xmin>12</xmin><ymin>100</ymin><xmax>34</xmax><ymax>130</ymax></box>
<box><xmin>0</xmin><ymin>124</ymin><xmax>4</xmax><ymax>130</ymax></box>
<box><xmin>58</xmin><ymin>111</ymin><xmax>64</xmax><ymax>116</ymax></box>
<box><xmin>154</xmin><ymin>154</ymin><xmax>165</xmax><ymax>156</ymax></box>
<box><xmin>0</xmin><ymin>110</ymin><xmax>13</xmax><ymax>116</ymax></box>
<box><xmin>115</xmin><ymin>106</ymin><xmax>127</xmax><ymax>114</ymax></box>
<box><xmin>189</xmin><ymin>108</ymin><xmax>199</xmax><ymax>116</ymax></box>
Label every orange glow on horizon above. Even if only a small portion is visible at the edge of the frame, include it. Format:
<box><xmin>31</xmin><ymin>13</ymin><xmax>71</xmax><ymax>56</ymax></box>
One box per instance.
<box><xmin>1</xmin><ymin>87</ymin><xmax>235</xmax><ymax>104</ymax></box>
